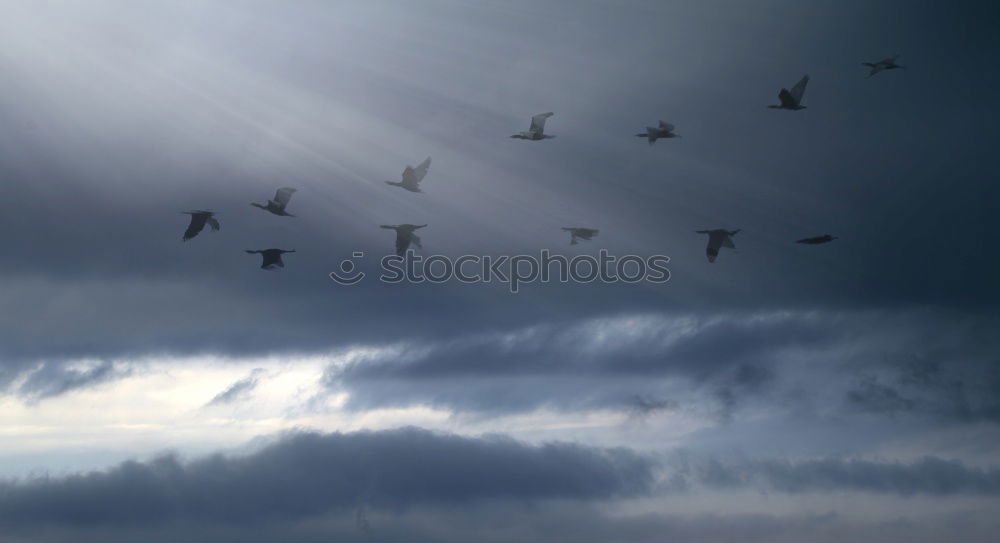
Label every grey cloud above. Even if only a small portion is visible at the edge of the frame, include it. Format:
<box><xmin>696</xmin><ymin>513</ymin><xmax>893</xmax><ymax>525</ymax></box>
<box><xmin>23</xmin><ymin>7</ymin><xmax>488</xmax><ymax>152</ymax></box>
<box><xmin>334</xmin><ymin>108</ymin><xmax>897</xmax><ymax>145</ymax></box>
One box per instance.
<box><xmin>324</xmin><ymin>310</ymin><xmax>1000</xmax><ymax>421</ymax></box>
<box><xmin>0</xmin><ymin>427</ymin><xmax>653</xmax><ymax>528</ymax></box>
<box><xmin>206</xmin><ymin>368</ymin><xmax>264</xmax><ymax>406</ymax></box>
<box><xmin>14</xmin><ymin>361</ymin><xmax>127</xmax><ymax>402</ymax></box>
<box><xmin>687</xmin><ymin>456</ymin><xmax>1000</xmax><ymax>496</ymax></box>
<box><xmin>4</xmin><ymin>505</ymin><xmax>1000</xmax><ymax>543</ymax></box>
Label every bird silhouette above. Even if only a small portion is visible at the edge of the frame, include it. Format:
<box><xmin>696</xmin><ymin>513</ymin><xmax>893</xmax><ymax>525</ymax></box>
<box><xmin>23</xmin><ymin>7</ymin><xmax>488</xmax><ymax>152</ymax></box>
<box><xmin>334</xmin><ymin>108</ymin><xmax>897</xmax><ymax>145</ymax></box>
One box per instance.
<box><xmin>768</xmin><ymin>75</ymin><xmax>809</xmax><ymax>110</ymax></box>
<box><xmin>635</xmin><ymin>121</ymin><xmax>679</xmax><ymax>144</ymax></box>
<box><xmin>796</xmin><ymin>234</ymin><xmax>837</xmax><ymax>245</ymax></box>
<box><xmin>862</xmin><ymin>55</ymin><xmax>904</xmax><ymax>78</ymax></box>
<box><xmin>380</xmin><ymin>224</ymin><xmax>427</xmax><ymax>256</ymax></box>
<box><xmin>251</xmin><ymin>187</ymin><xmax>297</xmax><ymax>216</ymax></box>
<box><xmin>181</xmin><ymin>210</ymin><xmax>220</xmax><ymax>242</ymax></box>
<box><xmin>561</xmin><ymin>227</ymin><xmax>599</xmax><ymax>245</ymax></box>
<box><xmin>385</xmin><ymin>157</ymin><xmax>431</xmax><ymax>193</ymax></box>
<box><xmin>696</xmin><ymin>229</ymin><xmax>740</xmax><ymax>262</ymax></box>
<box><xmin>511</xmin><ymin>112</ymin><xmax>555</xmax><ymax>140</ymax></box>
<box><xmin>245</xmin><ymin>249</ymin><xmax>295</xmax><ymax>270</ymax></box>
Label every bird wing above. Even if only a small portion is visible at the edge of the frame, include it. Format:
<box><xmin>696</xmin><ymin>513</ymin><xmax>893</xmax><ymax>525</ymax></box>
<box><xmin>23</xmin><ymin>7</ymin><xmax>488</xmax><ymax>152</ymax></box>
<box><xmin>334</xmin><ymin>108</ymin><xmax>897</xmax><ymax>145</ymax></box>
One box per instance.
<box><xmin>789</xmin><ymin>75</ymin><xmax>809</xmax><ymax>103</ymax></box>
<box><xmin>183</xmin><ymin>213</ymin><xmax>207</xmax><ymax>240</ymax></box>
<box><xmin>402</xmin><ymin>157</ymin><xmax>431</xmax><ymax>185</ymax></box>
<box><xmin>658</xmin><ymin>121</ymin><xmax>674</xmax><ymax>132</ymax></box>
<box><xmin>273</xmin><ymin>187</ymin><xmax>296</xmax><ymax>207</ymax></box>
<box><xmin>706</xmin><ymin>231</ymin><xmax>726</xmax><ymax>252</ymax></box>
<box><xmin>777</xmin><ymin>88</ymin><xmax>795</xmax><ymax>107</ymax></box>
<box><xmin>721</xmin><ymin>234</ymin><xmax>736</xmax><ymax>249</ymax></box>
<box><xmin>410</xmin><ymin>232</ymin><xmax>422</xmax><ymax>249</ymax></box>
<box><xmin>206</xmin><ymin>216</ymin><xmax>220</xmax><ymax>231</ymax></box>
<box><xmin>646</xmin><ymin>127</ymin><xmax>659</xmax><ymax>141</ymax></box>
<box><xmin>395</xmin><ymin>232</ymin><xmax>410</xmax><ymax>255</ymax></box>
<box><xmin>529</xmin><ymin>112</ymin><xmax>554</xmax><ymax>134</ymax></box>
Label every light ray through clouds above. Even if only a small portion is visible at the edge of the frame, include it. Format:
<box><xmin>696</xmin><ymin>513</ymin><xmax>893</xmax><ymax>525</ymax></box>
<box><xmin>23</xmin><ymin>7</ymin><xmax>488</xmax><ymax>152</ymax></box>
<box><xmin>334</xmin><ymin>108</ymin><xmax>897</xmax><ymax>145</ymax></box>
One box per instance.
<box><xmin>0</xmin><ymin>0</ymin><xmax>998</xmax><ymax>541</ymax></box>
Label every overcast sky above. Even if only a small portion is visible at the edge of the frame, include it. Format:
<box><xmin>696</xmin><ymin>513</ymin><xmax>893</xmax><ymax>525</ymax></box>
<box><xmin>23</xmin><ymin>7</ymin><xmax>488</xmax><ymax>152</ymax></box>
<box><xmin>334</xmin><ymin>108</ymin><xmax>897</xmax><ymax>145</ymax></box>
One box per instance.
<box><xmin>1</xmin><ymin>1</ymin><xmax>998</xmax><ymax>541</ymax></box>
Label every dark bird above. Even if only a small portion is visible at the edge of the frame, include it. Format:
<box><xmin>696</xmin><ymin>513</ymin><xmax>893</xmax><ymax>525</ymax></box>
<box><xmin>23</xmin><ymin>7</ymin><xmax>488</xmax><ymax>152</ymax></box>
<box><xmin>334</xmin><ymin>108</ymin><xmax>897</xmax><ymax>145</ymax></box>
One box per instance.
<box><xmin>511</xmin><ymin>112</ymin><xmax>555</xmax><ymax>140</ymax></box>
<box><xmin>245</xmin><ymin>249</ymin><xmax>295</xmax><ymax>270</ymax></box>
<box><xmin>251</xmin><ymin>187</ymin><xmax>297</xmax><ymax>216</ymax></box>
<box><xmin>696</xmin><ymin>229</ymin><xmax>740</xmax><ymax>263</ymax></box>
<box><xmin>380</xmin><ymin>224</ymin><xmax>427</xmax><ymax>256</ymax></box>
<box><xmin>181</xmin><ymin>210</ymin><xmax>220</xmax><ymax>242</ymax></box>
<box><xmin>768</xmin><ymin>75</ymin><xmax>809</xmax><ymax>110</ymax></box>
<box><xmin>562</xmin><ymin>227</ymin><xmax>599</xmax><ymax>245</ymax></box>
<box><xmin>385</xmin><ymin>157</ymin><xmax>431</xmax><ymax>193</ymax></box>
<box><xmin>635</xmin><ymin>121</ymin><xmax>679</xmax><ymax>144</ymax></box>
<box><xmin>862</xmin><ymin>55</ymin><xmax>904</xmax><ymax>77</ymax></box>
<box><xmin>796</xmin><ymin>234</ymin><xmax>837</xmax><ymax>245</ymax></box>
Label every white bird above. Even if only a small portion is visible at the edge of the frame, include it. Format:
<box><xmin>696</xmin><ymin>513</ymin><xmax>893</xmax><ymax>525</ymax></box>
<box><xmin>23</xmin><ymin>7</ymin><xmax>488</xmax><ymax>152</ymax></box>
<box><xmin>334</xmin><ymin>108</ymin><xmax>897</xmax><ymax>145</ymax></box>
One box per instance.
<box><xmin>696</xmin><ymin>229</ymin><xmax>740</xmax><ymax>262</ymax></box>
<box><xmin>635</xmin><ymin>121</ymin><xmax>679</xmax><ymax>144</ymax></box>
<box><xmin>862</xmin><ymin>55</ymin><xmax>904</xmax><ymax>78</ymax></box>
<box><xmin>768</xmin><ymin>75</ymin><xmax>809</xmax><ymax>110</ymax></box>
<box><xmin>380</xmin><ymin>224</ymin><xmax>427</xmax><ymax>256</ymax></box>
<box><xmin>245</xmin><ymin>249</ymin><xmax>295</xmax><ymax>270</ymax></box>
<box><xmin>385</xmin><ymin>157</ymin><xmax>431</xmax><ymax>193</ymax></box>
<box><xmin>511</xmin><ymin>112</ymin><xmax>555</xmax><ymax>140</ymax></box>
<box><xmin>181</xmin><ymin>210</ymin><xmax>220</xmax><ymax>242</ymax></box>
<box><xmin>562</xmin><ymin>227</ymin><xmax>599</xmax><ymax>245</ymax></box>
<box><xmin>251</xmin><ymin>187</ymin><xmax>297</xmax><ymax>216</ymax></box>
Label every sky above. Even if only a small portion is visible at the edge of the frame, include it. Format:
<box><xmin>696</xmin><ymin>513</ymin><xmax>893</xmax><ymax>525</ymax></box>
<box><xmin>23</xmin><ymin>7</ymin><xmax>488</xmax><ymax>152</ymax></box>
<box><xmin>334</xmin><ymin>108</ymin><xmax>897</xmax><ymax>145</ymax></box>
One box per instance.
<box><xmin>0</xmin><ymin>0</ymin><xmax>998</xmax><ymax>541</ymax></box>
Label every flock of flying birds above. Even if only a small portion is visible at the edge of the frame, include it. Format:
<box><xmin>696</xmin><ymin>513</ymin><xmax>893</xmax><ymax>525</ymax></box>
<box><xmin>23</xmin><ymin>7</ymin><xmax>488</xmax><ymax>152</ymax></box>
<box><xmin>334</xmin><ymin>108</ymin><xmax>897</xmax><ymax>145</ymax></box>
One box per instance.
<box><xmin>179</xmin><ymin>55</ymin><xmax>904</xmax><ymax>269</ymax></box>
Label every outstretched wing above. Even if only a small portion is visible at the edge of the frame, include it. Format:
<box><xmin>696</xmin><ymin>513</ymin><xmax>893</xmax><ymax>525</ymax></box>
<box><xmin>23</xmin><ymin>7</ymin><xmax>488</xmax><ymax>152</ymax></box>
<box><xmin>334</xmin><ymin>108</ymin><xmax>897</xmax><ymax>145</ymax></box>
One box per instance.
<box><xmin>789</xmin><ymin>75</ymin><xmax>809</xmax><ymax>103</ymax></box>
<box><xmin>273</xmin><ymin>187</ymin><xmax>296</xmax><ymax>207</ymax></box>
<box><xmin>658</xmin><ymin>121</ymin><xmax>674</xmax><ymax>133</ymax></box>
<box><xmin>529</xmin><ymin>112</ymin><xmax>554</xmax><ymax>134</ymax></box>
<box><xmin>183</xmin><ymin>213</ymin><xmax>208</xmax><ymax>241</ymax></box>
<box><xmin>721</xmin><ymin>235</ymin><xmax>736</xmax><ymax>249</ymax></box>
<box><xmin>402</xmin><ymin>156</ymin><xmax>431</xmax><ymax>185</ymax></box>
<box><xmin>206</xmin><ymin>216</ymin><xmax>220</xmax><ymax>231</ymax></box>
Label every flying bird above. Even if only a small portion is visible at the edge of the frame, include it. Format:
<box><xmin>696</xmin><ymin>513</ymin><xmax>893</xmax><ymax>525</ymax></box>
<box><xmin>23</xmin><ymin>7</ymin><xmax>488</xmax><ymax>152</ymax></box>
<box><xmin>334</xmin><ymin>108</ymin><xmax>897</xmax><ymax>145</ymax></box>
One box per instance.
<box><xmin>245</xmin><ymin>249</ymin><xmax>295</xmax><ymax>270</ymax></box>
<box><xmin>696</xmin><ymin>229</ymin><xmax>740</xmax><ymax>262</ymax></box>
<box><xmin>385</xmin><ymin>157</ymin><xmax>431</xmax><ymax>193</ymax></box>
<box><xmin>251</xmin><ymin>187</ymin><xmax>297</xmax><ymax>216</ymax></box>
<box><xmin>635</xmin><ymin>121</ymin><xmax>679</xmax><ymax>144</ymax></box>
<box><xmin>511</xmin><ymin>112</ymin><xmax>555</xmax><ymax>140</ymax></box>
<box><xmin>796</xmin><ymin>234</ymin><xmax>837</xmax><ymax>245</ymax></box>
<box><xmin>768</xmin><ymin>75</ymin><xmax>809</xmax><ymax>110</ymax></box>
<box><xmin>562</xmin><ymin>227</ymin><xmax>599</xmax><ymax>245</ymax></box>
<box><xmin>380</xmin><ymin>224</ymin><xmax>427</xmax><ymax>256</ymax></box>
<box><xmin>181</xmin><ymin>210</ymin><xmax>220</xmax><ymax>242</ymax></box>
<box><xmin>862</xmin><ymin>55</ymin><xmax>904</xmax><ymax>77</ymax></box>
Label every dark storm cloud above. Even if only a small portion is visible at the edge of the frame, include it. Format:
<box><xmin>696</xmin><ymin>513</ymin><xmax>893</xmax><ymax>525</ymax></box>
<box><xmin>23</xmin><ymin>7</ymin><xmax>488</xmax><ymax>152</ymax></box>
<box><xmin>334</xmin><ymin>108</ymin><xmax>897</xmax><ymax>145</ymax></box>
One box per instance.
<box><xmin>2</xmin><ymin>428</ymin><xmax>999</xmax><ymax>542</ymax></box>
<box><xmin>322</xmin><ymin>309</ymin><xmax>1000</xmax><ymax>419</ymax></box>
<box><xmin>0</xmin><ymin>428</ymin><xmax>653</xmax><ymax>527</ymax></box>
<box><xmin>0</xmin><ymin>0</ymin><xmax>997</xmax><ymax>379</ymax></box>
